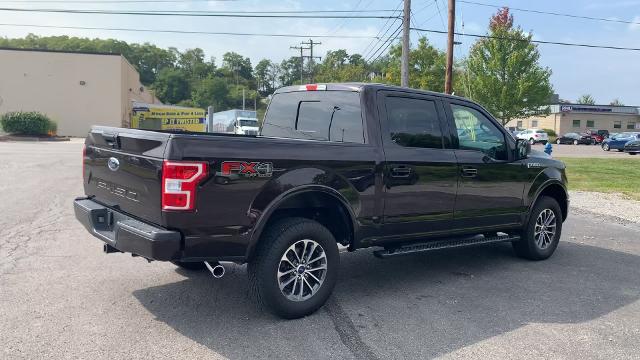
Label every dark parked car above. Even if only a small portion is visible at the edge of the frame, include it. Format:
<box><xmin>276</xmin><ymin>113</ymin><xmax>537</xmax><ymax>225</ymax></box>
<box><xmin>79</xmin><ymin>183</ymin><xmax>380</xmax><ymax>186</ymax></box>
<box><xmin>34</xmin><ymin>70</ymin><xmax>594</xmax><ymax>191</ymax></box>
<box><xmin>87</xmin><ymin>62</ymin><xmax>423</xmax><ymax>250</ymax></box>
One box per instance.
<box><xmin>74</xmin><ymin>83</ymin><xmax>569</xmax><ymax>319</ymax></box>
<box><xmin>602</xmin><ymin>132</ymin><xmax>640</xmax><ymax>152</ymax></box>
<box><xmin>556</xmin><ymin>132</ymin><xmax>593</xmax><ymax>145</ymax></box>
<box><xmin>624</xmin><ymin>139</ymin><xmax>640</xmax><ymax>155</ymax></box>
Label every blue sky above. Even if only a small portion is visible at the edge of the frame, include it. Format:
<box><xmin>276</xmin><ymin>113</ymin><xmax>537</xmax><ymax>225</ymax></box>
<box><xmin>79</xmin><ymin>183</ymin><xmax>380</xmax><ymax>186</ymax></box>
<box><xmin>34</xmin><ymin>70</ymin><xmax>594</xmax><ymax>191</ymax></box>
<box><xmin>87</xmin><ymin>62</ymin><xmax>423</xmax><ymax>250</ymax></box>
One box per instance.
<box><xmin>2</xmin><ymin>0</ymin><xmax>639</xmax><ymax>105</ymax></box>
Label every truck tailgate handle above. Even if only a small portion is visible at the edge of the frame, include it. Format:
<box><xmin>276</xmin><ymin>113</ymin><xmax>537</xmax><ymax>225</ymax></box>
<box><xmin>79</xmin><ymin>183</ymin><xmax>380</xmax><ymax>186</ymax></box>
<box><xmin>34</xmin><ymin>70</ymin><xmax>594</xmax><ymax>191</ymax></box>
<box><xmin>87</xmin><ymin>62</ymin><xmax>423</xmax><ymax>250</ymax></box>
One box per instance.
<box><xmin>102</xmin><ymin>133</ymin><xmax>119</xmax><ymax>148</ymax></box>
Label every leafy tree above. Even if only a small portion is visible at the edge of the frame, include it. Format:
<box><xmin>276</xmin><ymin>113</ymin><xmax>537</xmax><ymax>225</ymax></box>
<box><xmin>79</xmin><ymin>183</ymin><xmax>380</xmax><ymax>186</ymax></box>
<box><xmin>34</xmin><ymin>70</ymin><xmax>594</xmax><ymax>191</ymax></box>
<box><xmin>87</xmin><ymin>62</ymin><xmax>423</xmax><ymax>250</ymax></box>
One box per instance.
<box><xmin>255</xmin><ymin>59</ymin><xmax>275</xmax><ymax>96</ymax></box>
<box><xmin>191</xmin><ymin>75</ymin><xmax>229</xmax><ymax>109</ymax></box>
<box><xmin>609</xmin><ymin>98</ymin><xmax>624</xmax><ymax>106</ymax></box>
<box><xmin>151</xmin><ymin>68</ymin><xmax>191</xmax><ymax>104</ymax></box>
<box><xmin>222</xmin><ymin>52</ymin><xmax>253</xmax><ymax>83</ymax></box>
<box><xmin>465</xmin><ymin>7</ymin><xmax>553</xmax><ymax>124</ymax></box>
<box><xmin>279</xmin><ymin>57</ymin><xmax>303</xmax><ymax>86</ymax></box>
<box><xmin>576</xmin><ymin>94</ymin><xmax>596</xmax><ymax>105</ymax></box>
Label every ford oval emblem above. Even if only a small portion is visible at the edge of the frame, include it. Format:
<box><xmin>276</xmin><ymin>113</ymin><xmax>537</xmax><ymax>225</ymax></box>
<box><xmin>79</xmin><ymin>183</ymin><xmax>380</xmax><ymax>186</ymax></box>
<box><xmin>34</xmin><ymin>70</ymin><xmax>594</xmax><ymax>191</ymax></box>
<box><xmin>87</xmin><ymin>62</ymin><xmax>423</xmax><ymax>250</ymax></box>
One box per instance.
<box><xmin>107</xmin><ymin>157</ymin><xmax>120</xmax><ymax>171</ymax></box>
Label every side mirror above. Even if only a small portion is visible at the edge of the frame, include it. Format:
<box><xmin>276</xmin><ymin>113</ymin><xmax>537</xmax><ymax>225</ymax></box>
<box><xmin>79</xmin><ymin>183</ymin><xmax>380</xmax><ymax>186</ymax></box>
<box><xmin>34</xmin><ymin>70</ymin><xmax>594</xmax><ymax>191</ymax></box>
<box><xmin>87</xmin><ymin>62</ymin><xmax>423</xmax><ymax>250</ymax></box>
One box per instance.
<box><xmin>516</xmin><ymin>139</ymin><xmax>530</xmax><ymax>160</ymax></box>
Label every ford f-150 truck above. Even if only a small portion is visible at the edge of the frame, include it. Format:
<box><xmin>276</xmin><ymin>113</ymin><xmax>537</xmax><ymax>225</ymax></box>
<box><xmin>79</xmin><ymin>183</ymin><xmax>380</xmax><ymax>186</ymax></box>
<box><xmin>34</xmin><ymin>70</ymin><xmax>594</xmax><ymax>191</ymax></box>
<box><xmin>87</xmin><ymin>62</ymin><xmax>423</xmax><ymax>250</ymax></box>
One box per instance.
<box><xmin>74</xmin><ymin>83</ymin><xmax>569</xmax><ymax>319</ymax></box>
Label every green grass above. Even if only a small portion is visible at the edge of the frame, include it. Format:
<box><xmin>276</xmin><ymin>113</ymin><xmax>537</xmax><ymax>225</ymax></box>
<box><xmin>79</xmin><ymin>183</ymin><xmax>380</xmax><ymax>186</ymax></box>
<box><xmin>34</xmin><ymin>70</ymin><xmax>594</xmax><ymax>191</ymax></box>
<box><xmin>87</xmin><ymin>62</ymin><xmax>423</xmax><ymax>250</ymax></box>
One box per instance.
<box><xmin>558</xmin><ymin>157</ymin><xmax>640</xmax><ymax>200</ymax></box>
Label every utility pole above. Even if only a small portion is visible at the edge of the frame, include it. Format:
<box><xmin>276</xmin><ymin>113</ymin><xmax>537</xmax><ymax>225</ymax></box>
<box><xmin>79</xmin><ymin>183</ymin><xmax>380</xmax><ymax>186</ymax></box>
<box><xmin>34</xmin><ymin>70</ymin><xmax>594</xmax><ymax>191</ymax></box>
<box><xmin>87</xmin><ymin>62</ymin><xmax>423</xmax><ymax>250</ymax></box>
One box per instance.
<box><xmin>290</xmin><ymin>45</ymin><xmax>308</xmax><ymax>84</ymax></box>
<box><xmin>444</xmin><ymin>0</ymin><xmax>456</xmax><ymax>94</ymax></box>
<box><xmin>301</xmin><ymin>39</ymin><xmax>322</xmax><ymax>83</ymax></box>
<box><xmin>401</xmin><ymin>0</ymin><xmax>411</xmax><ymax>88</ymax></box>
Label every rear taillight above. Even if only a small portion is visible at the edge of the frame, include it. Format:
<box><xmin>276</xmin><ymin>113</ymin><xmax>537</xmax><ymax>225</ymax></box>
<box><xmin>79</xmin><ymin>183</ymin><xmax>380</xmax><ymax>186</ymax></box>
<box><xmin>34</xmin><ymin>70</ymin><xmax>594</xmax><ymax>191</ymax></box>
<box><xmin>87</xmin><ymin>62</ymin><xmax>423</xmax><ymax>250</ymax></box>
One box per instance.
<box><xmin>162</xmin><ymin>160</ymin><xmax>208</xmax><ymax>211</ymax></box>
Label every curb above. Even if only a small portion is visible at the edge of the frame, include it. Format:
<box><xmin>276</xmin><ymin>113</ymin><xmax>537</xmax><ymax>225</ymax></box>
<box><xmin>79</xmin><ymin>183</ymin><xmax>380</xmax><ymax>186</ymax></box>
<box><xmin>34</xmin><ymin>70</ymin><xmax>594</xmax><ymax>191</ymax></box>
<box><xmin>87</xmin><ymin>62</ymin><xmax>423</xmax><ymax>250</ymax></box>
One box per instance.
<box><xmin>0</xmin><ymin>135</ymin><xmax>71</xmax><ymax>142</ymax></box>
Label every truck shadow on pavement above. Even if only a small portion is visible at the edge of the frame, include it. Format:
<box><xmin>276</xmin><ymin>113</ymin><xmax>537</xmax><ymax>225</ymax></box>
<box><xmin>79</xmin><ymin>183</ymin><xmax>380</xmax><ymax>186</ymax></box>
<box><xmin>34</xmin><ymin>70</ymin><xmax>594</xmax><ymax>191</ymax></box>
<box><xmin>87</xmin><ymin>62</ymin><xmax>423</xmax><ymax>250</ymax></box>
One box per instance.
<box><xmin>133</xmin><ymin>242</ymin><xmax>640</xmax><ymax>359</ymax></box>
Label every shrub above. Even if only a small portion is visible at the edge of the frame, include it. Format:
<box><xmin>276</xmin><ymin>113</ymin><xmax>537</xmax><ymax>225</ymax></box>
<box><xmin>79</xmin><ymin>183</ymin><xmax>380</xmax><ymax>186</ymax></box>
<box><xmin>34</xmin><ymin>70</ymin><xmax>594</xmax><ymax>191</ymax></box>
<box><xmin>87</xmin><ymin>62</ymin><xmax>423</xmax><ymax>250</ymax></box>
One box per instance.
<box><xmin>0</xmin><ymin>112</ymin><xmax>57</xmax><ymax>136</ymax></box>
<box><xmin>542</xmin><ymin>128</ymin><xmax>557</xmax><ymax>137</ymax></box>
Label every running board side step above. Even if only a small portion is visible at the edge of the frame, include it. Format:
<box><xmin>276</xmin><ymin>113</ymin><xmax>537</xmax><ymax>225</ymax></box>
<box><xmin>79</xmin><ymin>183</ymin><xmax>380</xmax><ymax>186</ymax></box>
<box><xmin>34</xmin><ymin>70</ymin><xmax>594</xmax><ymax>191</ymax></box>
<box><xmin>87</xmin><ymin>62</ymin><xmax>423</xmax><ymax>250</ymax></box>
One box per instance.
<box><xmin>373</xmin><ymin>233</ymin><xmax>520</xmax><ymax>258</ymax></box>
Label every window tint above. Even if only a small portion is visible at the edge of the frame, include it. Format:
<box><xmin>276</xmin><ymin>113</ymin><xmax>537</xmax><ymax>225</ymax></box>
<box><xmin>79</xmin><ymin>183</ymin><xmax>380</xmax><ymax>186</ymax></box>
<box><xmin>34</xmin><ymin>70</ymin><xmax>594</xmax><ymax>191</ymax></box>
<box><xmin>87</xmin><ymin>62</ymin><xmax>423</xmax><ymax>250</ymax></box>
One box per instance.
<box><xmin>261</xmin><ymin>91</ymin><xmax>364</xmax><ymax>143</ymax></box>
<box><xmin>385</xmin><ymin>97</ymin><xmax>443</xmax><ymax>149</ymax></box>
<box><xmin>451</xmin><ymin>104</ymin><xmax>507</xmax><ymax>161</ymax></box>
<box><xmin>536</xmin><ymin>130</ymin><xmax>546</xmax><ymax>134</ymax></box>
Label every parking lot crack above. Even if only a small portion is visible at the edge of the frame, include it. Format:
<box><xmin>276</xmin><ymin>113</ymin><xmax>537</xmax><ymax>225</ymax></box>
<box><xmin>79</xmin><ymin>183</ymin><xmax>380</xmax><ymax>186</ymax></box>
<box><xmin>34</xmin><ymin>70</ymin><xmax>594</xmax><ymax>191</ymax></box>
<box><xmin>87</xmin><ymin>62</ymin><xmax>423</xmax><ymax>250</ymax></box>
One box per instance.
<box><xmin>325</xmin><ymin>297</ymin><xmax>380</xmax><ymax>360</ymax></box>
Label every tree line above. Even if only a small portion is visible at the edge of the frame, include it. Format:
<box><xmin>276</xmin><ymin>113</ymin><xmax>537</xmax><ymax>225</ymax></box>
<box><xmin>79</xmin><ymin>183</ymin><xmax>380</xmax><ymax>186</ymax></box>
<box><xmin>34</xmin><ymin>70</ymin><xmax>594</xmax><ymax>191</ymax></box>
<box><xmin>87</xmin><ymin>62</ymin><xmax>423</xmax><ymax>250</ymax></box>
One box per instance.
<box><xmin>2</xmin><ymin>8</ymin><xmax>563</xmax><ymax>124</ymax></box>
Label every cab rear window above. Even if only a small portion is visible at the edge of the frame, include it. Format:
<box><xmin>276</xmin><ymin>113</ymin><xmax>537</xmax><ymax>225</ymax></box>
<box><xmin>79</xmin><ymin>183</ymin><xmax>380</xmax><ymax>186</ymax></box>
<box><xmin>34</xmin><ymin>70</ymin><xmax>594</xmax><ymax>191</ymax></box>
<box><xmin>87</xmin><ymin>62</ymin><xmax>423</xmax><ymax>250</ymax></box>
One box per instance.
<box><xmin>261</xmin><ymin>91</ymin><xmax>365</xmax><ymax>144</ymax></box>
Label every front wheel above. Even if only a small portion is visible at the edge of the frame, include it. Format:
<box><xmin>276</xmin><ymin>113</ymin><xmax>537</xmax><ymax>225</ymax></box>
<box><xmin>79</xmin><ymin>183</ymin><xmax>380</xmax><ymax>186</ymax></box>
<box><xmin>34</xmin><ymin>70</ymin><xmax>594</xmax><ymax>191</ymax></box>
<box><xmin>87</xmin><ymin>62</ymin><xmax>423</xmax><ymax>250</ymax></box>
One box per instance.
<box><xmin>630</xmin><ymin>152</ymin><xmax>638</xmax><ymax>156</ymax></box>
<box><xmin>573</xmin><ymin>139</ymin><xmax>579</xmax><ymax>145</ymax></box>
<box><xmin>513</xmin><ymin>196</ymin><xmax>563</xmax><ymax>260</ymax></box>
<box><xmin>556</xmin><ymin>139</ymin><xmax>561</xmax><ymax>145</ymax></box>
<box><xmin>248</xmin><ymin>217</ymin><xmax>339</xmax><ymax>319</ymax></box>
<box><xmin>529</xmin><ymin>138</ymin><xmax>535</xmax><ymax>145</ymax></box>
<box><xmin>602</xmin><ymin>143</ymin><xmax>610</xmax><ymax>151</ymax></box>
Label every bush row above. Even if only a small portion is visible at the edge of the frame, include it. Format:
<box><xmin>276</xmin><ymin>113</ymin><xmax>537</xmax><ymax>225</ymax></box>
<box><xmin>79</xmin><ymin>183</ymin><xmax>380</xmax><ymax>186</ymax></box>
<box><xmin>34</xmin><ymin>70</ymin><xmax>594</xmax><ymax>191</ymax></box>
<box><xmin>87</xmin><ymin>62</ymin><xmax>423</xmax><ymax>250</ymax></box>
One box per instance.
<box><xmin>0</xmin><ymin>112</ymin><xmax>57</xmax><ymax>135</ymax></box>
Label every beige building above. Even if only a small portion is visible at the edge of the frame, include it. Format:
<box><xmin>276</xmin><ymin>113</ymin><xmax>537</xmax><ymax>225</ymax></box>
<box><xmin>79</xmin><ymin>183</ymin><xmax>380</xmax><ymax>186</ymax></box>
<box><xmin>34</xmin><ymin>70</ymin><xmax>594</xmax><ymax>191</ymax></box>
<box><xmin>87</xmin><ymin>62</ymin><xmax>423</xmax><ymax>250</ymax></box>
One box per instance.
<box><xmin>0</xmin><ymin>48</ymin><xmax>160</xmax><ymax>137</ymax></box>
<box><xmin>507</xmin><ymin>104</ymin><xmax>640</xmax><ymax>136</ymax></box>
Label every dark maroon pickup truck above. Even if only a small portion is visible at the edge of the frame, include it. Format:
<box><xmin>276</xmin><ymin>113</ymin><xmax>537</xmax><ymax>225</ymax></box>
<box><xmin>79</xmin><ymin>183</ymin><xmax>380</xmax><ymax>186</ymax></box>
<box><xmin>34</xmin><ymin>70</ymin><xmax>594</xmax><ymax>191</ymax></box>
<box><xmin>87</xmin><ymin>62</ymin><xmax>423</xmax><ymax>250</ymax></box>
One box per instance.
<box><xmin>75</xmin><ymin>83</ymin><xmax>569</xmax><ymax>318</ymax></box>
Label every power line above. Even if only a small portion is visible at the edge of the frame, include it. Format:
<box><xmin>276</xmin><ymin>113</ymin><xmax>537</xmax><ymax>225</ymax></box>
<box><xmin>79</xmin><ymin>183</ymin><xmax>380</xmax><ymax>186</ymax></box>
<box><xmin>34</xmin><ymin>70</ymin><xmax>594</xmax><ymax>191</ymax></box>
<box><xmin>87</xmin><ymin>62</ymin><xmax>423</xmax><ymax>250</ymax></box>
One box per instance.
<box><xmin>361</xmin><ymin>0</ymin><xmax>403</xmax><ymax>56</ymax></box>
<box><xmin>459</xmin><ymin>0</ymin><xmax>640</xmax><ymax>25</ymax></box>
<box><xmin>367</xmin><ymin>24</ymin><xmax>403</xmax><ymax>63</ymax></box>
<box><xmin>0</xmin><ymin>7</ymin><xmax>402</xmax><ymax>18</ymax></box>
<box><xmin>364</xmin><ymin>21</ymin><xmax>401</xmax><ymax>60</ymax></box>
<box><xmin>0</xmin><ymin>0</ymin><xmax>237</xmax><ymax>2</ymax></box>
<box><xmin>411</xmin><ymin>27</ymin><xmax>640</xmax><ymax>51</ymax></box>
<box><xmin>0</xmin><ymin>23</ymin><xmax>384</xmax><ymax>38</ymax></box>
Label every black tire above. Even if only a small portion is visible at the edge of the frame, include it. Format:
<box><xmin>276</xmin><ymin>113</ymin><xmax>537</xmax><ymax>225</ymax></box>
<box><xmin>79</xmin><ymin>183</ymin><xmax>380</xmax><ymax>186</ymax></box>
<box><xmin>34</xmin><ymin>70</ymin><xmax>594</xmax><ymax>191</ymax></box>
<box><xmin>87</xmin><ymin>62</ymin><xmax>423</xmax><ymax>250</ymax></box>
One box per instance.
<box><xmin>573</xmin><ymin>139</ymin><xmax>579</xmax><ymax>145</ymax></box>
<box><xmin>602</xmin><ymin>143</ymin><xmax>610</xmax><ymax>151</ymax></box>
<box><xmin>542</xmin><ymin>140</ymin><xmax>548</xmax><ymax>145</ymax></box>
<box><xmin>512</xmin><ymin>196</ymin><xmax>563</xmax><ymax>260</ymax></box>
<box><xmin>630</xmin><ymin>152</ymin><xmax>638</xmax><ymax>156</ymax></box>
<box><xmin>248</xmin><ymin>217</ymin><xmax>339</xmax><ymax>319</ymax></box>
<box><xmin>171</xmin><ymin>261</ymin><xmax>206</xmax><ymax>270</ymax></box>
<box><xmin>529</xmin><ymin>138</ymin><xmax>535</xmax><ymax>145</ymax></box>
<box><xmin>617</xmin><ymin>149</ymin><xmax>624</xmax><ymax>152</ymax></box>
<box><xmin>556</xmin><ymin>139</ymin><xmax>561</xmax><ymax>145</ymax></box>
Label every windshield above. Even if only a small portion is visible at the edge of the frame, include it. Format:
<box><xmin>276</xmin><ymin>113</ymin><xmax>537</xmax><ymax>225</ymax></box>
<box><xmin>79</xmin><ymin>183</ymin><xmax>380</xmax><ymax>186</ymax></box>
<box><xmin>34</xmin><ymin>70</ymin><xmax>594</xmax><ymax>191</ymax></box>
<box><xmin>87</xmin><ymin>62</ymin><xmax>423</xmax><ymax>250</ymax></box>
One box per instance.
<box><xmin>239</xmin><ymin>119</ymin><xmax>258</xmax><ymax>127</ymax></box>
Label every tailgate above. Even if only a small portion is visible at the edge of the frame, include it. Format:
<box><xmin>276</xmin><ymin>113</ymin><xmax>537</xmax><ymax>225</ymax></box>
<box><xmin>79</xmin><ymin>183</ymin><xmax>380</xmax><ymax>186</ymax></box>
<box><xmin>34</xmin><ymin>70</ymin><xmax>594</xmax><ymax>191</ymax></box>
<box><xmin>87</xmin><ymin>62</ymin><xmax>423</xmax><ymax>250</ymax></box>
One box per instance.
<box><xmin>83</xmin><ymin>126</ymin><xmax>170</xmax><ymax>225</ymax></box>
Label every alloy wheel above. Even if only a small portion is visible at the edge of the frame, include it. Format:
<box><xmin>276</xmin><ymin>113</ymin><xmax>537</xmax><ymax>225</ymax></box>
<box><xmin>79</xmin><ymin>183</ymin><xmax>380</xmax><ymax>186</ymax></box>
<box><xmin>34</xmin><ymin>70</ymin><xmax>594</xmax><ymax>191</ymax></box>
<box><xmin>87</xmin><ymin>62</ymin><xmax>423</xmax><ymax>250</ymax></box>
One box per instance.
<box><xmin>277</xmin><ymin>239</ymin><xmax>327</xmax><ymax>301</ymax></box>
<box><xmin>534</xmin><ymin>209</ymin><xmax>557</xmax><ymax>250</ymax></box>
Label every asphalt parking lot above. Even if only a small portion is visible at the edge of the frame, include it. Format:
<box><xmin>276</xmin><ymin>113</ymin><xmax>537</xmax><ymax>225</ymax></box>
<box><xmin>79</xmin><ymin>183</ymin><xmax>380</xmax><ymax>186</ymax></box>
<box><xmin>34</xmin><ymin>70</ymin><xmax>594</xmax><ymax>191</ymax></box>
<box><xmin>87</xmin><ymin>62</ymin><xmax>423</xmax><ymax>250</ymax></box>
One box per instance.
<box><xmin>2</xmin><ymin>140</ymin><xmax>640</xmax><ymax>359</ymax></box>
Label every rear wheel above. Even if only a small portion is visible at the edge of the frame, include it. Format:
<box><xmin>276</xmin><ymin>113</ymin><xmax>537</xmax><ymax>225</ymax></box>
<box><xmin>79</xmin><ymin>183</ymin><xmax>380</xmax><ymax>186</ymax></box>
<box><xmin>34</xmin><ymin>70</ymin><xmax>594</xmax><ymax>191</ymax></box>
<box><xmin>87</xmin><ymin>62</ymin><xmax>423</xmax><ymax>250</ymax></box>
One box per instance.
<box><xmin>602</xmin><ymin>143</ymin><xmax>610</xmax><ymax>151</ymax></box>
<box><xmin>556</xmin><ymin>139</ymin><xmax>561</xmax><ymax>145</ymax></box>
<box><xmin>630</xmin><ymin>152</ymin><xmax>638</xmax><ymax>155</ymax></box>
<box><xmin>529</xmin><ymin>138</ymin><xmax>535</xmax><ymax>145</ymax></box>
<box><xmin>513</xmin><ymin>196</ymin><xmax>563</xmax><ymax>260</ymax></box>
<box><xmin>171</xmin><ymin>261</ymin><xmax>206</xmax><ymax>270</ymax></box>
<box><xmin>248</xmin><ymin>217</ymin><xmax>339</xmax><ymax>319</ymax></box>
<box><xmin>573</xmin><ymin>139</ymin><xmax>579</xmax><ymax>145</ymax></box>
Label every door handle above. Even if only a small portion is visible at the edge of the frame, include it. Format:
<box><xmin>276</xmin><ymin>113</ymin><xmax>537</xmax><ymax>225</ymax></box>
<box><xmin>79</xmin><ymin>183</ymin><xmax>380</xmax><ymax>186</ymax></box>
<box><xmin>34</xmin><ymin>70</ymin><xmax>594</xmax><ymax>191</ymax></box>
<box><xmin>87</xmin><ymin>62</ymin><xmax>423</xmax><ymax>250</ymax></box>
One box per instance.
<box><xmin>461</xmin><ymin>166</ymin><xmax>478</xmax><ymax>178</ymax></box>
<box><xmin>391</xmin><ymin>167</ymin><xmax>412</xmax><ymax>177</ymax></box>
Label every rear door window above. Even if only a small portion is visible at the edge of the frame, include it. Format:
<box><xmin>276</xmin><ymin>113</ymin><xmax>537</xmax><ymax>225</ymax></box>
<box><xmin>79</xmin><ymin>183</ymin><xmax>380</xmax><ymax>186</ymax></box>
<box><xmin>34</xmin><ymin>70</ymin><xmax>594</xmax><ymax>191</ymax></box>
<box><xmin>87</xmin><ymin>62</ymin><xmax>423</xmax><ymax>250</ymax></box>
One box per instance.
<box><xmin>384</xmin><ymin>96</ymin><xmax>444</xmax><ymax>149</ymax></box>
<box><xmin>262</xmin><ymin>91</ymin><xmax>364</xmax><ymax>143</ymax></box>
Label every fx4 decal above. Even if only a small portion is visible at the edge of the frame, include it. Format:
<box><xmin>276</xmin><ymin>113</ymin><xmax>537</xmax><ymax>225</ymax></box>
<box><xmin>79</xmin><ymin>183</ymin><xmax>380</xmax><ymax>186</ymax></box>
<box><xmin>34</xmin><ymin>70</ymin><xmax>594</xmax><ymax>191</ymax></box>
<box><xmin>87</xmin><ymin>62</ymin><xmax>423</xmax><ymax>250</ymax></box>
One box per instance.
<box><xmin>221</xmin><ymin>161</ymin><xmax>274</xmax><ymax>178</ymax></box>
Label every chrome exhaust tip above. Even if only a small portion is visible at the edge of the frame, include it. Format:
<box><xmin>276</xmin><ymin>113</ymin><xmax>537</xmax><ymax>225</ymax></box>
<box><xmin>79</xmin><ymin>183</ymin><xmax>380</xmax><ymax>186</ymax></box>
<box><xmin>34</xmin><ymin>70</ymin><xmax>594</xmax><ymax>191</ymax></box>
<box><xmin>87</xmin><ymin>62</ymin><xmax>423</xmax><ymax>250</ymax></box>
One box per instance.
<box><xmin>204</xmin><ymin>261</ymin><xmax>225</xmax><ymax>278</ymax></box>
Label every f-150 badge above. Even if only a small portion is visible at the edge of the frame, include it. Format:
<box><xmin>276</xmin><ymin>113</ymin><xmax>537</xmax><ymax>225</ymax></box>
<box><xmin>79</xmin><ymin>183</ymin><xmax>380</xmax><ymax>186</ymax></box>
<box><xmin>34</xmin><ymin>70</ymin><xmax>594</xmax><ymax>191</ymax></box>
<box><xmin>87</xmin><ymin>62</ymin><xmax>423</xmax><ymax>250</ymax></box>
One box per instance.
<box><xmin>221</xmin><ymin>161</ymin><xmax>274</xmax><ymax>177</ymax></box>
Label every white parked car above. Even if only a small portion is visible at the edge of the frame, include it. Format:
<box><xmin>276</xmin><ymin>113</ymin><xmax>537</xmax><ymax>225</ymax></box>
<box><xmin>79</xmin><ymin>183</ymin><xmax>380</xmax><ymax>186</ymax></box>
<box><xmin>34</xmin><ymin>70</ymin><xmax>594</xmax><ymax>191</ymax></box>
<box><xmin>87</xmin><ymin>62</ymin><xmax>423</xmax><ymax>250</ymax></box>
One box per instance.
<box><xmin>516</xmin><ymin>129</ymin><xmax>549</xmax><ymax>145</ymax></box>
